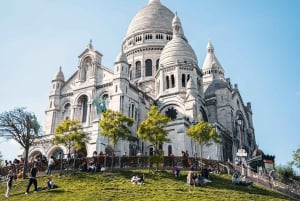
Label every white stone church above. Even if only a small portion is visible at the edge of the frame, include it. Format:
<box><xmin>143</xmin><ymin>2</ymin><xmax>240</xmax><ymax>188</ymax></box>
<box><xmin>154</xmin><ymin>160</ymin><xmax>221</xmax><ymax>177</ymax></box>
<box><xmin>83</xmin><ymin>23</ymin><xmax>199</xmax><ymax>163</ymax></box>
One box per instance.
<box><xmin>29</xmin><ymin>0</ymin><xmax>257</xmax><ymax>162</ymax></box>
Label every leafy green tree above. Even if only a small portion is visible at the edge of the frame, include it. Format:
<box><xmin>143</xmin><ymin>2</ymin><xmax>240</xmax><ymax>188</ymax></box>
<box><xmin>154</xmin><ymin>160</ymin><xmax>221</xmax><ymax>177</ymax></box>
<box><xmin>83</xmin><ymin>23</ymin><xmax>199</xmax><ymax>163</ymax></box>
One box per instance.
<box><xmin>276</xmin><ymin>162</ymin><xmax>296</xmax><ymax>183</ymax></box>
<box><xmin>99</xmin><ymin>109</ymin><xmax>134</xmax><ymax>169</ymax></box>
<box><xmin>186</xmin><ymin>121</ymin><xmax>219</xmax><ymax>166</ymax></box>
<box><xmin>137</xmin><ymin>105</ymin><xmax>171</xmax><ymax>153</ymax></box>
<box><xmin>137</xmin><ymin>105</ymin><xmax>171</xmax><ymax>169</ymax></box>
<box><xmin>0</xmin><ymin>107</ymin><xmax>41</xmax><ymax>178</ymax></box>
<box><xmin>292</xmin><ymin>147</ymin><xmax>300</xmax><ymax>171</ymax></box>
<box><xmin>52</xmin><ymin>119</ymin><xmax>90</xmax><ymax>160</ymax></box>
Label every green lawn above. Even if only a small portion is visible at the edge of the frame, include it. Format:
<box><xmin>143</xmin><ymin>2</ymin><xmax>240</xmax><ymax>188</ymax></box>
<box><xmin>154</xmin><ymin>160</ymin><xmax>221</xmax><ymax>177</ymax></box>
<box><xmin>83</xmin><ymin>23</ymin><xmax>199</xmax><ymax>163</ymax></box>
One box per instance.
<box><xmin>1</xmin><ymin>170</ymin><xmax>292</xmax><ymax>201</ymax></box>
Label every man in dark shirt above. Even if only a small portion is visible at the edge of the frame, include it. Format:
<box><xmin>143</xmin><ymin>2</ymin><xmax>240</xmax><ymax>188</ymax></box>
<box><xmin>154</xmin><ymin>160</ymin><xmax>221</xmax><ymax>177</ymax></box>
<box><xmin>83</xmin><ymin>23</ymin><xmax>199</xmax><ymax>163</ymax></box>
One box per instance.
<box><xmin>25</xmin><ymin>163</ymin><xmax>38</xmax><ymax>194</ymax></box>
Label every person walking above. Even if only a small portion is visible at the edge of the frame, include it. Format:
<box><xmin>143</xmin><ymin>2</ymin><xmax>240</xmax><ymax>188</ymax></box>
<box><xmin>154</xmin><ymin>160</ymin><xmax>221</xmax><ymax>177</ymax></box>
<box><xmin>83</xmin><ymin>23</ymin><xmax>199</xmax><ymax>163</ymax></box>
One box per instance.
<box><xmin>46</xmin><ymin>156</ymin><xmax>55</xmax><ymax>175</ymax></box>
<box><xmin>5</xmin><ymin>170</ymin><xmax>15</xmax><ymax>197</ymax></box>
<box><xmin>25</xmin><ymin>163</ymin><xmax>38</xmax><ymax>195</ymax></box>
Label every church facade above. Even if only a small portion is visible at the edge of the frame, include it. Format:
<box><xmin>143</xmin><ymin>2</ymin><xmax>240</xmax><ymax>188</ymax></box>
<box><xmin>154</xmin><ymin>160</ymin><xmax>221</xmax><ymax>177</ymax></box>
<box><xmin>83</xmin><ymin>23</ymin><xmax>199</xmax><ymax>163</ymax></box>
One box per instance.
<box><xmin>29</xmin><ymin>0</ymin><xmax>257</xmax><ymax>162</ymax></box>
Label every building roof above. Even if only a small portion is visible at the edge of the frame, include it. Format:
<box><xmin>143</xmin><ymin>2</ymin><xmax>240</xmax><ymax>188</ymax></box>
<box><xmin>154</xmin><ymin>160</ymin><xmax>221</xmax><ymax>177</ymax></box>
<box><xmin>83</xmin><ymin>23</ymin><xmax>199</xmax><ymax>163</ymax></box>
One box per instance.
<box><xmin>126</xmin><ymin>0</ymin><xmax>174</xmax><ymax>37</ymax></box>
<box><xmin>160</xmin><ymin>15</ymin><xmax>197</xmax><ymax>67</ymax></box>
<box><xmin>252</xmin><ymin>148</ymin><xmax>265</xmax><ymax>157</ymax></box>
<box><xmin>115</xmin><ymin>50</ymin><xmax>127</xmax><ymax>63</ymax></box>
<box><xmin>202</xmin><ymin>41</ymin><xmax>223</xmax><ymax>71</ymax></box>
<box><xmin>53</xmin><ymin>66</ymin><xmax>65</xmax><ymax>82</ymax></box>
<box><xmin>204</xmin><ymin>79</ymin><xmax>228</xmax><ymax>97</ymax></box>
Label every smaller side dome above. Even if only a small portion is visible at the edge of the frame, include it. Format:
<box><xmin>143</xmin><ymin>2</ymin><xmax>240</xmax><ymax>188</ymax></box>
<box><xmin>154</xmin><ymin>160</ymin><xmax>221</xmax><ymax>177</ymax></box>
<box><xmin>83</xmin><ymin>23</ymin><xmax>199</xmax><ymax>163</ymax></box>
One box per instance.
<box><xmin>160</xmin><ymin>14</ymin><xmax>197</xmax><ymax>67</ymax></box>
<box><xmin>53</xmin><ymin>66</ymin><xmax>65</xmax><ymax>82</ymax></box>
<box><xmin>115</xmin><ymin>50</ymin><xmax>128</xmax><ymax>63</ymax></box>
<box><xmin>204</xmin><ymin>79</ymin><xmax>228</xmax><ymax>97</ymax></box>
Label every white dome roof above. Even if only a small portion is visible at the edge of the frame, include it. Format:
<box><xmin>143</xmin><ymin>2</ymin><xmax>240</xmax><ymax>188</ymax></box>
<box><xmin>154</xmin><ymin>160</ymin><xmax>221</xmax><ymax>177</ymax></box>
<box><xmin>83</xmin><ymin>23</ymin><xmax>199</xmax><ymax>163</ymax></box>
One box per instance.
<box><xmin>115</xmin><ymin>51</ymin><xmax>127</xmax><ymax>63</ymax></box>
<box><xmin>126</xmin><ymin>0</ymin><xmax>174</xmax><ymax>38</ymax></box>
<box><xmin>53</xmin><ymin>67</ymin><xmax>65</xmax><ymax>81</ymax></box>
<box><xmin>160</xmin><ymin>37</ymin><xmax>198</xmax><ymax>66</ymax></box>
<box><xmin>202</xmin><ymin>41</ymin><xmax>223</xmax><ymax>70</ymax></box>
<box><xmin>160</xmin><ymin>15</ymin><xmax>197</xmax><ymax>67</ymax></box>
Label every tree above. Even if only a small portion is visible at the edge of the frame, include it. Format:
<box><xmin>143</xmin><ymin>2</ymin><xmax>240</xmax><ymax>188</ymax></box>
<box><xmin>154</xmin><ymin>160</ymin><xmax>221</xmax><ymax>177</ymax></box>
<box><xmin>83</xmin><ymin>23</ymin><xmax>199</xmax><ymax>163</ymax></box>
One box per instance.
<box><xmin>99</xmin><ymin>109</ymin><xmax>134</xmax><ymax>169</ymax></box>
<box><xmin>292</xmin><ymin>147</ymin><xmax>300</xmax><ymax>171</ymax></box>
<box><xmin>52</xmin><ymin>119</ymin><xmax>90</xmax><ymax>163</ymax></box>
<box><xmin>186</xmin><ymin>121</ymin><xmax>219</xmax><ymax>167</ymax></box>
<box><xmin>137</xmin><ymin>105</ymin><xmax>171</xmax><ymax>169</ymax></box>
<box><xmin>0</xmin><ymin>107</ymin><xmax>41</xmax><ymax>178</ymax></box>
<box><xmin>276</xmin><ymin>162</ymin><xmax>296</xmax><ymax>183</ymax></box>
<box><xmin>137</xmin><ymin>105</ymin><xmax>171</xmax><ymax>153</ymax></box>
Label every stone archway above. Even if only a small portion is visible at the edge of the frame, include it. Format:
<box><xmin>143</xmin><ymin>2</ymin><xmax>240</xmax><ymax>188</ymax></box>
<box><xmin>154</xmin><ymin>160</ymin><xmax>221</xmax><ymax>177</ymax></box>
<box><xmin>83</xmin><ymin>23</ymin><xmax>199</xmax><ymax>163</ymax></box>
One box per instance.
<box><xmin>29</xmin><ymin>150</ymin><xmax>44</xmax><ymax>163</ymax></box>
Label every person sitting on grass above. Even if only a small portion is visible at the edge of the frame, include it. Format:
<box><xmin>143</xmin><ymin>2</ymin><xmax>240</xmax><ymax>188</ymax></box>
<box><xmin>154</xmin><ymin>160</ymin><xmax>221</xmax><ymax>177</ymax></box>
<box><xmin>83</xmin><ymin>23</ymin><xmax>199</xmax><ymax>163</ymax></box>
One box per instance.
<box><xmin>187</xmin><ymin>171</ymin><xmax>196</xmax><ymax>186</ymax></box>
<box><xmin>196</xmin><ymin>172</ymin><xmax>212</xmax><ymax>186</ymax></box>
<box><xmin>172</xmin><ymin>166</ymin><xmax>180</xmax><ymax>177</ymax></box>
<box><xmin>232</xmin><ymin>172</ymin><xmax>240</xmax><ymax>184</ymax></box>
<box><xmin>47</xmin><ymin>177</ymin><xmax>55</xmax><ymax>189</ymax></box>
<box><xmin>131</xmin><ymin>174</ymin><xmax>145</xmax><ymax>185</ymax></box>
<box><xmin>241</xmin><ymin>175</ymin><xmax>253</xmax><ymax>187</ymax></box>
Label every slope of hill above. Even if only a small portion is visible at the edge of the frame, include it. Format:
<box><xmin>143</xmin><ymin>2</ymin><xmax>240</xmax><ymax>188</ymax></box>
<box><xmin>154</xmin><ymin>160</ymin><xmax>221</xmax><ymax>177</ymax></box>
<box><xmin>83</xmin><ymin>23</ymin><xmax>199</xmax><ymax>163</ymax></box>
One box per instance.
<box><xmin>1</xmin><ymin>170</ymin><xmax>292</xmax><ymax>201</ymax></box>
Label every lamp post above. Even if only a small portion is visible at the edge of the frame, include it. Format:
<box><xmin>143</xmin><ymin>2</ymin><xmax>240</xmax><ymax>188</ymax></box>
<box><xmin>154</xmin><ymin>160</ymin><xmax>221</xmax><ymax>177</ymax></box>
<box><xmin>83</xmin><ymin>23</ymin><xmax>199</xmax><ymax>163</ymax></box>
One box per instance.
<box><xmin>236</xmin><ymin>118</ymin><xmax>247</xmax><ymax>175</ymax></box>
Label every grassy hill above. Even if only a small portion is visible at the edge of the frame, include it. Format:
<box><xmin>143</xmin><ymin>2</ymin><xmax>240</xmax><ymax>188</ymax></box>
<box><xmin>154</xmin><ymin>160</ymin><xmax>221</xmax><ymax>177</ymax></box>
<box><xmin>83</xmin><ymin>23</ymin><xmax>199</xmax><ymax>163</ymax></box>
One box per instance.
<box><xmin>1</xmin><ymin>170</ymin><xmax>292</xmax><ymax>201</ymax></box>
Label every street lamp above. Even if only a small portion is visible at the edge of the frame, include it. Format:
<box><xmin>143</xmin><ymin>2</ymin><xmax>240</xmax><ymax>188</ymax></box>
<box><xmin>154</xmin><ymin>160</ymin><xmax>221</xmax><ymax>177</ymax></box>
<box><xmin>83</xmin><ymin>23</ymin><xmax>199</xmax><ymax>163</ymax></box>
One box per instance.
<box><xmin>236</xmin><ymin>118</ymin><xmax>247</xmax><ymax>175</ymax></box>
<box><xmin>237</xmin><ymin>119</ymin><xmax>242</xmax><ymax>149</ymax></box>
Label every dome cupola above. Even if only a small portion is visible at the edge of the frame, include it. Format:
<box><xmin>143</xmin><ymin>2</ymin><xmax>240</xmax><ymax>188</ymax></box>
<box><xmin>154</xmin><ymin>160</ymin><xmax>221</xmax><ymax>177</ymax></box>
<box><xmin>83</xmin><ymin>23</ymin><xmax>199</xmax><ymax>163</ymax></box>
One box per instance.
<box><xmin>159</xmin><ymin>14</ymin><xmax>198</xmax><ymax>67</ymax></box>
<box><xmin>53</xmin><ymin>66</ymin><xmax>65</xmax><ymax>82</ymax></box>
<box><xmin>125</xmin><ymin>0</ymin><xmax>174</xmax><ymax>38</ymax></box>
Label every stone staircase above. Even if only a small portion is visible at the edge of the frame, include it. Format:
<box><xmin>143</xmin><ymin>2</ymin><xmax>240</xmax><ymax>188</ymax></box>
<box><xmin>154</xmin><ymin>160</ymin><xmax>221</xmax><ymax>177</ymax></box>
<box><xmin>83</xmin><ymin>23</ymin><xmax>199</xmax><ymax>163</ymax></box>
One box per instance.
<box><xmin>229</xmin><ymin>163</ymin><xmax>300</xmax><ymax>200</ymax></box>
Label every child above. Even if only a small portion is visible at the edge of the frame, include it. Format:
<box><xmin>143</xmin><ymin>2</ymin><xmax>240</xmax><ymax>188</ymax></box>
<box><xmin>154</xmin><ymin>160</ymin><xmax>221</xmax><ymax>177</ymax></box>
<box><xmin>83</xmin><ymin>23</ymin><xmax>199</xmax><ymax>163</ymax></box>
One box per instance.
<box><xmin>5</xmin><ymin>170</ymin><xmax>15</xmax><ymax>197</ymax></box>
<box><xmin>46</xmin><ymin>177</ymin><xmax>55</xmax><ymax>189</ymax></box>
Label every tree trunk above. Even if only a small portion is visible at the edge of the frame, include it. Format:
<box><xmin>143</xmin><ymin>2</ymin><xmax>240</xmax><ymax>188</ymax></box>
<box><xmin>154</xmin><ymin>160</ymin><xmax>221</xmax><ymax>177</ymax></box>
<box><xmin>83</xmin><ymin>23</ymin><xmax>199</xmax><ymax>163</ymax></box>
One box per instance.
<box><xmin>200</xmin><ymin>144</ymin><xmax>203</xmax><ymax>170</ymax></box>
<box><xmin>23</xmin><ymin>147</ymin><xmax>29</xmax><ymax>179</ymax></box>
<box><xmin>111</xmin><ymin>144</ymin><xmax>115</xmax><ymax>171</ymax></box>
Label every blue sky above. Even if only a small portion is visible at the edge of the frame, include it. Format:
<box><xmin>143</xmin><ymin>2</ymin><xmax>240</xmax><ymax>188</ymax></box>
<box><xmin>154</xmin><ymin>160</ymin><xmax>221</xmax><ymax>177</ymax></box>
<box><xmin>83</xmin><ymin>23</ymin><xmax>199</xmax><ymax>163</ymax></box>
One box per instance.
<box><xmin>0</xmin><ymin>0</ymin><xmax>299</xmax><ymax>169</ymax></box>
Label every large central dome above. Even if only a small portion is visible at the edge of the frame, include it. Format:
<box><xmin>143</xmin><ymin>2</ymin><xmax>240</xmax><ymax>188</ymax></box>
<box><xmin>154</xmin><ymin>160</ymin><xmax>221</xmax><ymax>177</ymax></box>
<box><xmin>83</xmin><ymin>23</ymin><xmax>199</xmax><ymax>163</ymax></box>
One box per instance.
<box><xmin>125</xmin><ymin>0</ymin><xmax>174</xmax><ymax>38</ymax></box>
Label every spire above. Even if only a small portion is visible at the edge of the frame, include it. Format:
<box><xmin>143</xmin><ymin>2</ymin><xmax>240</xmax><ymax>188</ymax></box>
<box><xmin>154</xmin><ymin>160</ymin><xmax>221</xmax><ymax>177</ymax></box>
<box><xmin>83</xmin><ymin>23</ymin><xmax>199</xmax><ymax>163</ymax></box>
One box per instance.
<box><xmin>207</xmin><ymin>40</ymin><xmax>214</xmax><ymax>53</ymax></box>
<box><xmin>53</xmin><ymin>66</ymin><xmax>65</xmax><ymax>82</ymax></box>
<box><xmin>202</xmin><ymin>41</ymin><xmax>223</xmax><ymax>71</ymax></box>
<box><xmin>148</xmin><ymin>0</ymin><xmax>160</xmax><ymax>4</ymax></box>
<box><xmin>172</xmin><ymin>13</ymin><xmax>184</xmax><ymax>37</ymax></box>
<box><xmin>87</xmin><ymin>39</ymin><xmax>93</xmax><ymax>50</ymax></box>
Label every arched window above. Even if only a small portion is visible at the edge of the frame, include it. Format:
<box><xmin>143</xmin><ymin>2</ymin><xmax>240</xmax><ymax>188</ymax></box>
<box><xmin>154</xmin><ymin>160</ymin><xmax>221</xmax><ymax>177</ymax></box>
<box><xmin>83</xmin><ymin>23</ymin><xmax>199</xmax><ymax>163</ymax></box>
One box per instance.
<box><xmin>168</xmin><ymin>145</ymin><xmax>172</xmax><ymax>156</ymax></box>
<box><xmin>131</xmin><ymin>104</ymin><xmax>135</xmax><ymax>119</ymax></box>
<box><xmin>171</xmin><ymin>74</ymin><xmax>175</xmax><ymax>88</ymax></box>
<box><xmin>182</xmin><ymin>74</ymin><xmax>186</xmax><ymax>87</ymax></box>
<box><xmin>149</xmin><ymin>148</ymin><xmax>154</xmax><ymax>156</ymax></box>
<box><xmin>63</xmin><ymin>103</ymin><xmax>71</xmax><ymax>120</ymax></box>
<box><xmin>79</xmin><ymin>95</ymin><xmax>88</xmax><ymax>123</ymax></box>
<box><xmin>156</xmin><ymin>59</ymin><xmax>159</xmax><ymax>71</ymax></box>
<box><xmin>145</xmin><ymin>59</ymin><xmax>152</xmax><ymax>76</ymax></box>
<box><xmin>135</xmin><ymin>61</ymin><xmax>141</xmax><ymax>78</ymax></box>
<box><xmin>81</xmin><ymin>65</ymin><xmax>87</xmax><ymax>81</ymax></box>
<box><xmin>129</xmin><ymin>64</ymin><xmax>132</xmax><ymax>80</ymax></box>
<box><xmin>166</xmin><ymin>76</ymin><xmax>170</xmax><ymax>89</ymax></box>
